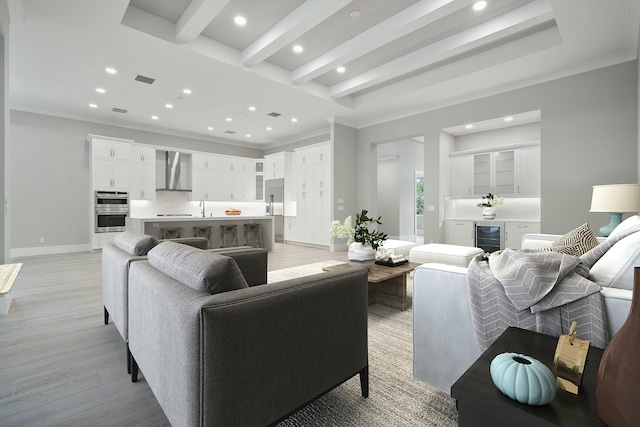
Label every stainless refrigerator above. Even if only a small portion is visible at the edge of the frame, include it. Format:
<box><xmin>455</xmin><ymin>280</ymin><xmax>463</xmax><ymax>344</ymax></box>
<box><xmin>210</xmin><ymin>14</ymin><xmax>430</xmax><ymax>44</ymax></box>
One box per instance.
<box><xmin>265</xmin><ymin>178</ymin><xmax>285</xmax><ymax>243</ymax></box>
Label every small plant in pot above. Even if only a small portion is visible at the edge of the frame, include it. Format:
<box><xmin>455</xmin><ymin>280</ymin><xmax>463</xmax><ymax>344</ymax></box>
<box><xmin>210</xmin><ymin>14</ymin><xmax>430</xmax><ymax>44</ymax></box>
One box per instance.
<box><xmin>477</xmin><ymin>193</ymin><xmax>504</xmax><ymax>219</ymax></box>
<box><xmin>331</xmin><ymin>209</ymin><xmax>387</xmax><ymax>269</ymax></box>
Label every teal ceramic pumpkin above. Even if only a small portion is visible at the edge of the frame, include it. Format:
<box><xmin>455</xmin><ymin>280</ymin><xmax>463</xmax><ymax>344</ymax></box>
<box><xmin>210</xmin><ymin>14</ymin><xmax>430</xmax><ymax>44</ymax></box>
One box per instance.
<box><xmin>490</xmin><ymin>352</ymin><xmax>557</xmax><ymax>405</ymax></box>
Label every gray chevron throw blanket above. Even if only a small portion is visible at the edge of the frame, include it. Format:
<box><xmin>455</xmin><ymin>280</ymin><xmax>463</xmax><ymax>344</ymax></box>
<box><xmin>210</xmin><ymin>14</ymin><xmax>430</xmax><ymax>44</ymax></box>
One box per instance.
<box><xmin>466</xmin><ymin>224</ymin><xmax>640</xmax><ymax>352</ymax></box>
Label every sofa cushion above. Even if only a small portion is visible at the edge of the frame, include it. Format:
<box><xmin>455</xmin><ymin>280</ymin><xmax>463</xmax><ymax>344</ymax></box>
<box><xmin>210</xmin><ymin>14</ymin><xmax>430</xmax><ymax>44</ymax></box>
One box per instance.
<box><xmin>550</xmin><ymin>223</ymin><xmax>599</xmax><ymax>256</ymax></box>
<box><xmin>609</xmin><ymin>214</ymin><xmax>640</xmax><ymax>238</ymax></box>
<box><xmin>114</xmin><ymin>231</ymin><xmax>158</xmax><ymax>256</ymax></box>
<box><xmin>589</xmin><ymin>231</ymin><xmax>640</xmax><ymax>290</ymax></box>
<box><xmin>147</xmin><ymin>241</ymin><xmax>249</xmax><ymax>294</ymax></box>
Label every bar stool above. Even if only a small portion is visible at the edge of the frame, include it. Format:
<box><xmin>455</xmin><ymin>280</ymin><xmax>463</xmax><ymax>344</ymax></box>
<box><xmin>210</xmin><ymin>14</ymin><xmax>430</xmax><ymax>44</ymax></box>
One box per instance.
<box><xmin>193</xmin><ymin>226</ymin><xmax>213</xmax><ymax>249</ymax></box>
<box><xmin>243</xmin><ymin>223</ymin><xmax>262</xmax><ymax>248</ymax></box>
<box><xmin>220</xmin><ymin>225</ymin><xmax>239</xmax><ymax>248</ymax></box>
<box><xmin>161</xmin><ymin>227</ymin><xmax>181</xmax><ymax>239</ymax></box>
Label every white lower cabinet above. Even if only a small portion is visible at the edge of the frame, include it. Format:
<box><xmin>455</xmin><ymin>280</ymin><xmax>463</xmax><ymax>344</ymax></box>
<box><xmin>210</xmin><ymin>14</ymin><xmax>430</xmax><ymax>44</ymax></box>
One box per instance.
<box><xmin>505</xmin><ymin>221</ymin><xmax>541</xmax><ymax>249</ymax></box>
<box><xmin>445</xmin><ymin>220</ymin><xmax>475</xmax><ymax>247</ymax></box>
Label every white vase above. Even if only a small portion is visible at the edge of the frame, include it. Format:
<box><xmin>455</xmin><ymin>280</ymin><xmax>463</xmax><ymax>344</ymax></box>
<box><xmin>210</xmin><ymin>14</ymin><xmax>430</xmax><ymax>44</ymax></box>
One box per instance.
<box><xmin>482</xmin><ymin>207</ymin><xmax>496</xmax><ymax>220</ymax></box>
<box><xmin>348</xmin><ymin>242</ymin><xmax>376</xmax><ymax>270</ymax></box>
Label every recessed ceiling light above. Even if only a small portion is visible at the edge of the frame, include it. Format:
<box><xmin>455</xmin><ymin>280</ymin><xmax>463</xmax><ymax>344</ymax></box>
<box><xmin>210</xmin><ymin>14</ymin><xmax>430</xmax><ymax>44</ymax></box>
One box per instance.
<box><xmin>183</xmin><ymin>88</ymin><xmax>192</xmax><ymax>94</ymax></box>
<box><xmin>350</xmin><ymin>9</ymin><xmax>361</xmax><ymax>18</ymax></box>
<box><xmin>105</xmin><ymin>67</ymin><xmax>117</xmax><ymax>74</ymax></box>
<box><xmin>291</xmin><ymin>118</ymin><xmax>298</xmax><ymax>123</ymax></box>
<box><xmin>89</xmin><ymin>103</ymin><xmax>98</xmax><ymax>108</ymax></box>
<box><xmin>246</xmin><ymin>134</ymin><xmax>252</xmax><ymax>138</ymax></box>
<box><xmin>266</xmin><ymin>127</ymin><xmax>272</xmax><ymax>131</ymax></box>
<box><xmin>165</xmin><ymin>103</ymin><xmax>173</xmax><ymax>109</ymax></box>
<box><xmin>226</xmin><ymin>117</ymin><xmax>232</xmax><ymax>122</ymax></box>
<box><xmin>96</xmin><ymin>88</ymin><xmax>106</xmax><ymax>94</ymax></box>
<box><xmin>337</xmin><ymin>66</ymin><xmax>346</xmax><ymax>73</ymax></box>
<box><xmin>249</xmin><ymin>106</ymin><xmax>256</xmax><ymax>111</ymax></box>
<box><xmin>473</xmin><ymin>1</ymin><xmax>487</xmax><ymax>11</ymax></box>
<box><xmin>465</xmin><ymin>124</ymin><xmax>474</xmax><ymax>129</ymax></box>
<box><xmin>504</xmin><ymin>116</ymin><xmax>514</xmax><ymax>122</ymax></box>
<box><xmin>234</xmin><ymin>16</ymin><xmax>246</xmax><ymax>26</ymax></box>
<box><xmin>151</xmin><ymin>115</ymin><xmax>159</xmax><ymax>120</ymax></box>
<box><xmin>293</xmin><ymin>45</ymin><xmax>303</xmax><ymax>53</ymax></box>
<box><xmin>207</xmin><ymin>126</ymin><xmax>213</xmax><ymax>130</ymax></box>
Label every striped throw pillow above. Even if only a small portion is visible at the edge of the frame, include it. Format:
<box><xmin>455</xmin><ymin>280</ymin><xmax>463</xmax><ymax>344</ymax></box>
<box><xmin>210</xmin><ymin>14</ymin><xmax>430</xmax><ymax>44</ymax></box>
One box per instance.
<box><xmin>550</xmin><ymin>223</ymin><xmax>600</xmax><ymax>257</ymax></box>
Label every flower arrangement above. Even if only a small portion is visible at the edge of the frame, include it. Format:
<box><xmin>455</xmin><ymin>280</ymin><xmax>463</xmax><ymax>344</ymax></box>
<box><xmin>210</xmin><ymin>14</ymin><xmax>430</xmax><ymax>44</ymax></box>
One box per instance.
<box><xmin>330</xmin><ymin>209</ymin><xmax>388</xmax><ymax>250</ymax></box>
<box><xmin>477</xmin><ymin>193</ymin><xmax>504</xmax><ymax>208</ymax></box>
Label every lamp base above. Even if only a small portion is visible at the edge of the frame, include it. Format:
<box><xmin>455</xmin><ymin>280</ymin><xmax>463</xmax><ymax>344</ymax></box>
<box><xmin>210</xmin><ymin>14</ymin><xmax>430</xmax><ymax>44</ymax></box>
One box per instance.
<box><xmin>599</xmin><ymin>213</ymin><xmax>623</xmax><ymax>237</ymax></box>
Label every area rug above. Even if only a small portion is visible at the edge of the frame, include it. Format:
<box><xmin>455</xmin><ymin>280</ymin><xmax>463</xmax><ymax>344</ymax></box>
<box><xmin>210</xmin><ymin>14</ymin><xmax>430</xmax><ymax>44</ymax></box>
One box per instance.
<box><xmin>276</xmin><ymin>303</ymin><xmax>458</xmax><ymax>426</ymax></box>
<box><xmin>267</xmin><ymin>261</ymin><xmax>455</xmax><ymax>426</ymax></box>
<box><xmin>267</xmin><ymin>260</ymin><xmax>346</xmax><ymax>283</ymax></box>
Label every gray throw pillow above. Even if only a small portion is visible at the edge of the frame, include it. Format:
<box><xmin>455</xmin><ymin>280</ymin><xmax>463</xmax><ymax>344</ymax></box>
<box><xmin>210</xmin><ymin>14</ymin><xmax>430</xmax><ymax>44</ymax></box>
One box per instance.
<box><xmin>550</xmin><ymin>223</ymin><xmax>599</xmax><ymax>257</ymax></box>
<box><xmin>114</xmin><ymin>231</ymin><xmax>158</xmax><ymax>256</ymax></box>
<box><xmin>147</xmin><ymin>241</ymin><xmax>249</xmax><ymax>294</ymax></box>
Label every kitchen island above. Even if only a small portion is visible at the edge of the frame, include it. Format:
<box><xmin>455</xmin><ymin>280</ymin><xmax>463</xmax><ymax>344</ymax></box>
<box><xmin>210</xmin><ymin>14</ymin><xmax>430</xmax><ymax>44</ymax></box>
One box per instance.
<box><xmin>127</xmin><ymin>215</ymin><xmax>275</xmax><ymax>250</ymax></box>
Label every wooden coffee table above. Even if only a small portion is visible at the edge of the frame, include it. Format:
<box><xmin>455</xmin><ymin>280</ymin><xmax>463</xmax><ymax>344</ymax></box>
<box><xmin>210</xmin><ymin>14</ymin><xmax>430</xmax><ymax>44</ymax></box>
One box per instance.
<box><xmin>323</xmin><ymin>262</ymin><xmax>420</xmax><ymax>311</ymax></box>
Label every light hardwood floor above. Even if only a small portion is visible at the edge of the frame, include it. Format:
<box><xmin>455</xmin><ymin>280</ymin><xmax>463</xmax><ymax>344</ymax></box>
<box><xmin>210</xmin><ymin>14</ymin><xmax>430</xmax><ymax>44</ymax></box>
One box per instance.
<box><xmin>0</xmin><ymin>243</ymin><xmax>348</xmax><ymax>426</ymax></box>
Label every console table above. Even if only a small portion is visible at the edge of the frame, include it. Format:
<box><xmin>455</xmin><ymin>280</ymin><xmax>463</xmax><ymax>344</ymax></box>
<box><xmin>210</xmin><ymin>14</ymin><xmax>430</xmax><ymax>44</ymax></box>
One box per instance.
<box><xmin>451</xmin><ymin>327</ymin><xmax>606</xmax><ymax>427</ymax></box>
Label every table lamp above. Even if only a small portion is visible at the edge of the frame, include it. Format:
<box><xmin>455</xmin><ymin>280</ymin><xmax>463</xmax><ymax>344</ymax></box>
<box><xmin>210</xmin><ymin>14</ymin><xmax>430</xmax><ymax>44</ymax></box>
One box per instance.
<box><xmin>590</xmin><ymin>183</ymin><xmax>640</xmax><ymax>237</ymax></box>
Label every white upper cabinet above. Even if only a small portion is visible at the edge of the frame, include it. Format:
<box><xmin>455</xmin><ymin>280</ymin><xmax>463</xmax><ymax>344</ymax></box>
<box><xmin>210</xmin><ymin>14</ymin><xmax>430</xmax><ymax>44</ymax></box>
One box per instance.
<box><xmin>450</xmin><ymin>145</ymin><xmax>540</xmax><ymax>198</ymax></box>
<box><xmin>130</xmin><ymin>145</ymin><xmax>156</xmax><ymax>200</ymax></box>
<box><xmin>191</xmin><ymin>153</ymin><xmax>259</xmax><ymax>202</ymax></box>
<box><xmin>90</xmin><ymin>137</ymin><xmax>132</xmax><ymax>190</ymax></box>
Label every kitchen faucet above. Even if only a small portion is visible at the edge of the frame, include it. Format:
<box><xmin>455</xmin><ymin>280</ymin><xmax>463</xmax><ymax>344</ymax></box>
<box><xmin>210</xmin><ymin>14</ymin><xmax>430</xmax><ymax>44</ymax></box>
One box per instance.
<box><xmin>199</xmin><ymin>200</ymin><xmax>205</xmax><ymax>217</ymax></box>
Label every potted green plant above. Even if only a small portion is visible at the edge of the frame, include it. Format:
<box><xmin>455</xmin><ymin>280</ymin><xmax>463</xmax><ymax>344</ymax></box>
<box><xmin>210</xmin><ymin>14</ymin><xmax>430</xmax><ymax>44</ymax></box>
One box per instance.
<box><xmin>477</xmin><ymin>193</ymin><xmax>504</xmax><ymax>219</ymax></box>
<box><xmin>331</xmin><ymin>209</ymin><xmax>387</xmax><ymax>269</ymax></box>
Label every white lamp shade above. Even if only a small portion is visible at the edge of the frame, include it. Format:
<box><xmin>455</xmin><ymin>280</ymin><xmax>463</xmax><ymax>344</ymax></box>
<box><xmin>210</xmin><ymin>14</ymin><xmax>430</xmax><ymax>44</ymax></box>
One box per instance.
<box><xmin>590</xmin><ymin>184</ymin><xmax>640</xmax><ymax>213</ymax></box>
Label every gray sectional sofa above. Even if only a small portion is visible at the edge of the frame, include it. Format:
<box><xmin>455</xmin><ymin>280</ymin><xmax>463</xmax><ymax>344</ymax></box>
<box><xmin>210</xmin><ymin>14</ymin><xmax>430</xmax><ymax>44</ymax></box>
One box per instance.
<box><xmin>127</xmin><ymin>241</ymin><xmax>369</xmax><ymax>426</ymax></box>
<box><xmin>102</xmin><ymin>231</ymin><xmax>268</xmax><ymax>373</ymax></box>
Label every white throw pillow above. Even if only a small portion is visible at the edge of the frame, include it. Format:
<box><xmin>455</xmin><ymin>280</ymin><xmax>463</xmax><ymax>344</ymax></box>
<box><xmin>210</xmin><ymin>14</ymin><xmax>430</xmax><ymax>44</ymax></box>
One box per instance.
<box><xmin>589</xmin><ymin>231</ymin><xmax>640</xmax><ymax>290</ymax></box>
<box><xmin>609</xmin><ymin>214</ymin><xmax>640</xmax><ymax>239</ymax></box>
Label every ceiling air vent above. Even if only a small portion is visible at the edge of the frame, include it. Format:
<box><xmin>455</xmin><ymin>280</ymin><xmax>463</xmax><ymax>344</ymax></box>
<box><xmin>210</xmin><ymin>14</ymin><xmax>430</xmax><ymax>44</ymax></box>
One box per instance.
<box><xmin>134</xmin><ymin>74</ymin><xmax>155</xmax><ymax>84</ymax></box>
<box><xmin>224</xmin><ymin>130</ymin><xmax>236</xmax><ymax>134</ymax></box>
<box><xmin>267</xmin><ymin>112</ymin><xmax>282</xmax><ymax>117</ymax></box>
<box><xmin>111</xmin><ymin>107</ymin><xmax>128</xmax><ymax>114</ymax></box>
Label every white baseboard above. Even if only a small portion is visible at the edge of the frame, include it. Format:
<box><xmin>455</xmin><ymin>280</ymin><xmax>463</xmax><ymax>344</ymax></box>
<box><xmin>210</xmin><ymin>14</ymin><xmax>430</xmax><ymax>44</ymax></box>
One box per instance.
<box><xmin>10</xmin><ymin>244</ymin><xmax>92</xmax><ymax>259</ymax></box>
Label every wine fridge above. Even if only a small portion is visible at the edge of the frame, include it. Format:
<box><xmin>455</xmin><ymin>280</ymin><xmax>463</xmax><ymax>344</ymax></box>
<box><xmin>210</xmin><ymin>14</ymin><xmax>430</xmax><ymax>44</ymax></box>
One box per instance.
<box><xmin>475</xmin><ymin>221</ymin><xmax>505</xmax><ymax>253</ymax></box>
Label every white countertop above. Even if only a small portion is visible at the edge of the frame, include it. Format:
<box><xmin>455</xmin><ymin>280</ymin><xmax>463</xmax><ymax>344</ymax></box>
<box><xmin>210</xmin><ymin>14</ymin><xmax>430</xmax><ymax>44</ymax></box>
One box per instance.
<box><xmin>445</xmin><ymin>218</ymin><xmax>540</xmax><ymax>223</ymax></box>
<box><xmin>130</xmin><ymin>215</ymin><xmax>273</xmax><ymax>222</ymax></box>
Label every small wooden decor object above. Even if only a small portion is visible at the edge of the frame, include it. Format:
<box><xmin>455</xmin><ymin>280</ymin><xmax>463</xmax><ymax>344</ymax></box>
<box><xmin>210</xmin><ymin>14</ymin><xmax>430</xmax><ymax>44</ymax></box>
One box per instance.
<box><xmin>225</xmin><ymin>208</ymin><xmax>241</xmax><ymax>215</ymax></box>
<box><xmin>552</xmin><ymin>321</ymin><xmax>590</xmax><ymax>394</ymax></box>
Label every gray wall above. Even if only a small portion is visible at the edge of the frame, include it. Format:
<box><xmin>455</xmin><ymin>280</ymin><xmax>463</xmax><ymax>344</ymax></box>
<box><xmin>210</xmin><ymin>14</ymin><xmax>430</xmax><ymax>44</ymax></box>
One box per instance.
<box><xmin>331</xmin><ymin>122</ymin><xmax>358</xmax><ymax>250</ymax></box>
<box><xmin>357</xmin><ymin>60</ymin><xmax>638</xmax><ymax>238</ymax></box>
<box><xmin>1</xmin><ymin>33</ymin><xmax>6</xmax><ymax>262</ymax></box>
<box><xmin>8</xmin><ymin>111</ymin><xmax>265</xmax><ymax>251</ymax></box>
<box><xmin>377</xmin><ymin>157</ymin><xmax>399</xmax><ymax>238</ymax></box>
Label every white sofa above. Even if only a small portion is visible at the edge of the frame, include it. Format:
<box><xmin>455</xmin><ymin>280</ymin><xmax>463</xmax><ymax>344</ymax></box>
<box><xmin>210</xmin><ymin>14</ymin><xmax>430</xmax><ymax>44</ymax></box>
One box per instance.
<box><xmin>413</xmin><ymin>217</ymin><xmax>640</xmax><ymax>394</ymax></box>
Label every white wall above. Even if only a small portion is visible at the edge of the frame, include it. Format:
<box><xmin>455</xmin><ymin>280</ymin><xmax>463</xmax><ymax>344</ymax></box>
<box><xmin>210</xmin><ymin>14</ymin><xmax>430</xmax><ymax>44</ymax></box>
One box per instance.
<box><xmin>377</xmin><ymin>157</ymin><xmax>399</xmax><ymax>238</ymax></box>
<box><xmin>8</xmin><ymin>110</ymin><xmax>264</xmax><ymax>252</ymax></box>
<box><xmin>357</xmin><ymin>61</ymin><xmax>638</xmax><ymax>238</ymax></box>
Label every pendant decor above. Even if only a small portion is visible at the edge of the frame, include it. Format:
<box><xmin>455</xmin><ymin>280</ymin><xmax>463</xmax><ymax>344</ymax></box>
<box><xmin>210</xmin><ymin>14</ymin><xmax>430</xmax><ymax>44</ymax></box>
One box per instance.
<box><xmin>348</xmin><ymin>242</ymin><xmax>376</xmax><ymax>270</ymax></box>
<box><xmin>490</xmin><ymin>352</ymin><xmax>557</xmax><ymax>406</ymax></box>
<box><xmin>595</xmin><ymin>267</ymin><xmax>640</xmax><ymax>427</ymax></box>
<box><xmin>482</xmin><ymin>207</ymin><xmax>497</xmax><ymax>219</ymax></box>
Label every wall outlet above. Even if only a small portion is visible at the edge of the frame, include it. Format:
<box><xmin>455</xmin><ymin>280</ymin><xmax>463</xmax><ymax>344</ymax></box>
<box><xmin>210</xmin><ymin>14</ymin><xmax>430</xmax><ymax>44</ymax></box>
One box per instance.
<box><xmin>39</xmin><ymin>237</ymin><xmax>45</xmax><ymax>243</ymax></box>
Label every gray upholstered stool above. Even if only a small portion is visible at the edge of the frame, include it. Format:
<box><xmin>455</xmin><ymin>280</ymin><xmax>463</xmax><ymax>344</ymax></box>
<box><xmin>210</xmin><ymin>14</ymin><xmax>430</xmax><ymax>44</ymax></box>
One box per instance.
<box><xmin>243</xmin><ymin>224</ymin><xmax>262</xmax><ymax>248</ymax></box>
<box><xmin>193</xmin><ymin>226</ymin><xmax>213</xmax><ymax>249</ymax></box>
<box><xmin>161</xmin><ymin>227</ymin><xmax>181</xmax><ymax>239</ymax></box>
<box><xmin>220</xmin><ymin>225</ymin><xmax>239</xmax><ymax>248</ymax></box>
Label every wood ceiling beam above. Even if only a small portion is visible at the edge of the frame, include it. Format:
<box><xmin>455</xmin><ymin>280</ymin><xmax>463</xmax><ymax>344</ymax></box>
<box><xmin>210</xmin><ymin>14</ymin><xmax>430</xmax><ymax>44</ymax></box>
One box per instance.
<box><xmin>176</xmin><ymin>0</ymin><xmax>230</xmax><ymax>43</ymax></box>
<box><xmin>241</xmin><ymin>0</ymin><xmax>353</xmax><ymax>67</ymax></box>
<box><xmin>291</xmin><ymin>0</ymin><xmax>475</xmax><ymax>85</ymax></box>
<box><xmin>329</xmin><ymin>0</ymin><xmax>554</xmax><ymax>99</ymax></box>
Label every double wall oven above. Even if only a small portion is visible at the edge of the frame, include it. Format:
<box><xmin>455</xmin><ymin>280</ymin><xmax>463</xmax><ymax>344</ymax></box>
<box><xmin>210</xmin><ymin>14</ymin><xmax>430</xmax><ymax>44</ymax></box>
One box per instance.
<box><xmin>95</xmin><ymin>191</ymin><xmax>129</xmax><ymax>233</ymax></box>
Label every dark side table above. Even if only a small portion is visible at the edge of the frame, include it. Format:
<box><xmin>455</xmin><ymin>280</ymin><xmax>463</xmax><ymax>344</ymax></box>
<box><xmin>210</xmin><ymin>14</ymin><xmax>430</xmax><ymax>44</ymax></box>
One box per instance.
<box><xmin>451</xmin><ymin>327</ymin><xmax>606</xmax><ymax>427</ymax></box>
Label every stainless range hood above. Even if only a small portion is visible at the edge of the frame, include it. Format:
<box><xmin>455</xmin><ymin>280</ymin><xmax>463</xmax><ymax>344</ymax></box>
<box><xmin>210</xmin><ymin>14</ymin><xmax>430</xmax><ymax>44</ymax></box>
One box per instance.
<box><xmin>156</xmin><ymin>150</ymin><xmax>192</xmax><ymax>191</ymax></box>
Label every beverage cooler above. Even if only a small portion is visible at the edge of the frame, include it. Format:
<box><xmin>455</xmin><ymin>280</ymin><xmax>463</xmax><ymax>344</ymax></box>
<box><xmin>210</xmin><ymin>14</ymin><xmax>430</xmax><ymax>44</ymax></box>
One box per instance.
<box><xmin>475</xmin><ymin>221</ymin><xmax>505</xmax><ymax>253</ymax></box>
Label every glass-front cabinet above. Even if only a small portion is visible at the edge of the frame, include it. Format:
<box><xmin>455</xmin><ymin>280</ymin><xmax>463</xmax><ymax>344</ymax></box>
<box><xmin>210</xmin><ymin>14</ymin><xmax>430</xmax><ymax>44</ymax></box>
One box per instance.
<box><xmin>451</xmin><ymin>145</ymin><xmax>538</xmax><ymax>198</ymax></box>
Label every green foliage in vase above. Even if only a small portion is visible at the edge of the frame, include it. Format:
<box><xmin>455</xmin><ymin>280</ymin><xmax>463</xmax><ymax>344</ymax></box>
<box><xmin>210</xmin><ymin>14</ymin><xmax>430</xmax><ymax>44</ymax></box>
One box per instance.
<box><xmin>330</xmin><ymin>209</ymin><xmax>388</xmax><ymax>250</ymax></box>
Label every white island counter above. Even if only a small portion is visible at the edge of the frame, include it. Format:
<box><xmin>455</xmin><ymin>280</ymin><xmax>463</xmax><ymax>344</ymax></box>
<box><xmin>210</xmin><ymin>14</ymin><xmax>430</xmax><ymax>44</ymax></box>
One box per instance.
<box><xmin>127</xmin><ymin>215</ymin><xmax>275</xmax><ymax>250</ymax></box>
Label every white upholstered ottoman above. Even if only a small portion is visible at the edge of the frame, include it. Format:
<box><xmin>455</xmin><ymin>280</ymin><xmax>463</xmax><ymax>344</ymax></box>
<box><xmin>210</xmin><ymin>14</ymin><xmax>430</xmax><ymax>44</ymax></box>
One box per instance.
<box><xmin>380</xmin><ymin>239</ymin><xmax>418</xmax><ymax>257</ymax></box>
<box><xmin>409</xmin><ymin>243</ymin><xmax>484</xmax><ymax>268</ymax></box>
